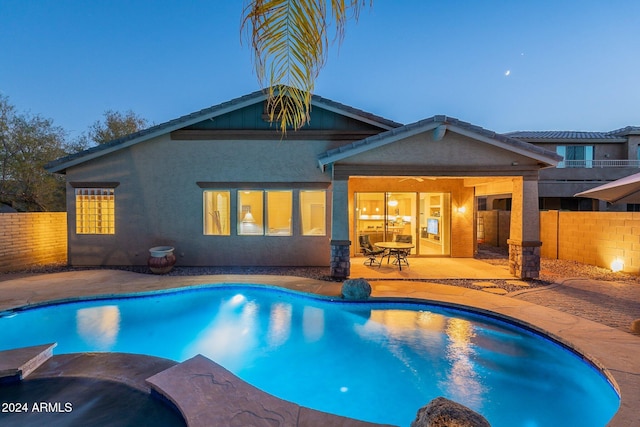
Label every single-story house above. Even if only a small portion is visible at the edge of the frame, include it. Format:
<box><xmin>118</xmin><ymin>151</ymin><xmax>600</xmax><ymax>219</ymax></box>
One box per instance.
<box><xmin>46</xmin><ymin>88</ymin><xmax>561</xmax><ymax>279</ymax></box>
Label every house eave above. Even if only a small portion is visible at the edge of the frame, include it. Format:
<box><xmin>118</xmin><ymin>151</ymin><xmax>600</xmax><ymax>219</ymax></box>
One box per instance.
<box><xmin>318</xmin><ymin>119</ymin><xmax>562</xmax><ymax>170</ymax></box>
<box><xmin>47</xmin><ymin>89</ymin><xmax>401</xmax><ymax>174</ymax></box>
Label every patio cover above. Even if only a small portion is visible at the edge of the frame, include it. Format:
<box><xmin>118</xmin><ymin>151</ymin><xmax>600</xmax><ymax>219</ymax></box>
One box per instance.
<box><xmin>574</xmin><ymin>171</ymin><xmax>640</xmax><ymax>203</ymax></box>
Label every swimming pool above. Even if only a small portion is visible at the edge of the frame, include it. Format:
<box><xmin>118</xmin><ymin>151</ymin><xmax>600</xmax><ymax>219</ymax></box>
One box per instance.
<box><xmin>0</xmin><ymin>284</ymin><xmax>619</xmax><ymax>426</ymax></box>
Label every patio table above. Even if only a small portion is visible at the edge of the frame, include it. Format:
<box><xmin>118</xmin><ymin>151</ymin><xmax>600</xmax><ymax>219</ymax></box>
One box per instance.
<box><xmin>374</xmin><ymin>241</ymin><xmax>414</xmax><ymax>271</ymax></box>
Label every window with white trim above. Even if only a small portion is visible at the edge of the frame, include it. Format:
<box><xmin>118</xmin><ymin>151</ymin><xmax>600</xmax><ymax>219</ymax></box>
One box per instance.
<box><xmin>75</xmin><ymin>188</ymin><xmax>115</xmax><ymax>234</ymax></box>
<box><xmin>203</xmin><ymin>191</ymin><xmax>230</xmax><ymax>235</ymax></box>
<box><xmin>266</xmin><ymin>190</ymin><xmax>292</xmax><ymax>236</ymax></box>
<box><xmin>556</xmin><ymin>145</ymin><xmax>593</xmax><ymax>168</ymax></box>
<box><xmin>238</xmin><ymin>190</ymin><xmax>264</xmax><ymax>235</ymax></box>
<box><xmin>202</xmin><ymin>188</ymin><xmax>324</xmax><ymax>236</ymax></box>
<box><xmin>300</xmin><ymin>190</ymin><xmax>326</xmax><ymax>235</ymax></box>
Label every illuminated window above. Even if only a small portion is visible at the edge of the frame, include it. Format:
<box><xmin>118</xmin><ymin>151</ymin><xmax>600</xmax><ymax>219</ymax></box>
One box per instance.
<box><xmin>75</xmin><ymin>188</ymin><xmax>115</xmax><ymax>234</ymax></box>
<box><xmin>203</xmin><ymin>191</ymin><xmax>230</xmax><ymax>235</ymax></box>
<box><xmin>300</xmin><ymin>190</ymin><xmax>326</xmax><ymax>235</ymax></box>
<box><xmin>266</xmin><ymin>190</ymin><xmax>292</xmax><ymax>236</ymax></box>
<box><xmin>238</xmin><ymin>191</ymin><xmax>264</xmax><ymax>235</ymax></box>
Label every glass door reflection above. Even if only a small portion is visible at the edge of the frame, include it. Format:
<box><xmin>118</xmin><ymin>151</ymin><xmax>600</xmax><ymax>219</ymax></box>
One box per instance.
<box><xmin>355</xmin><ymin>192</ymin><xmax>416</xmax><ymax>254</ymax></box>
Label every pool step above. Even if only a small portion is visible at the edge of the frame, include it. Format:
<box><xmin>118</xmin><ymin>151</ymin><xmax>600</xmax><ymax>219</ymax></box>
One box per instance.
<box><xmin>147</xmin><ymin>354</ymin><xmax>395</xmax><ymax>427</ymax></box>
<box><xmin>0</xmin><ymin>343</ymin><xmax>57</xmax><ymax>383</ymax></box>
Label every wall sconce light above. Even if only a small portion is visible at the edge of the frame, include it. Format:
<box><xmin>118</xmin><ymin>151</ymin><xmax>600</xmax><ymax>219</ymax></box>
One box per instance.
<box><xmin>611</xmin><ymin>258</ymin><xmax>624</xmax><ymax>272</ymax></box>
<box><xmin>457</xmin><ymin>206</ymin><xmax>467</xmax><ymax>214</ymax></box>
<box><xmin>388</xmin><ymin>199</ymin><xmax>398</xmax><ymax>207</ymax></box>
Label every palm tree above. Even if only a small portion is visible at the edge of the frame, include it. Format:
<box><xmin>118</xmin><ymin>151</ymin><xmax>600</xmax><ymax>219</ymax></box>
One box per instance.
<box><xmin>242</xmin><ymin>0</ymin><xmax>370</xmax><ymax>133</ymax></box>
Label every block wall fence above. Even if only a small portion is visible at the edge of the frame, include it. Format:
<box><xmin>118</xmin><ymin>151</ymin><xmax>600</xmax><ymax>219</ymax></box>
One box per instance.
<box><xmin>0</xmin><ymin>213</ymin><xmax>67</xmax><ymax>272</ymax></box>
<box><xmin>480</xmin><ymin>210</ymin><xmax>640</xmax><ymax>275</ymax></box>
<box><xmin>539</xmin><ymin>210</ymin><xmax>640</xmax><ymax>275</ymax></box>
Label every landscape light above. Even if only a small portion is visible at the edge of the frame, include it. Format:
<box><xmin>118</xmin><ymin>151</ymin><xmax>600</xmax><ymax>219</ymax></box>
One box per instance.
<box><xmin>610</xmin><ymin>259</ymin><xmax>624</xmax><ymax>272</ymax></box>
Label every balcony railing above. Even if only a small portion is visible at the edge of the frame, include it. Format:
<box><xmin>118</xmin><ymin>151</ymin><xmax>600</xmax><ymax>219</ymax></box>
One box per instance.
<box><xmin>557</xmin><ymin>160</ymin><xmax>640</xmax><ymax>168</ymax></box>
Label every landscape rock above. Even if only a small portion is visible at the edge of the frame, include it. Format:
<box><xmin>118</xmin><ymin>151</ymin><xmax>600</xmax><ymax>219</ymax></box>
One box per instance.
<box><xmin>341</xmin><ymin>278</ymin><xmax>372</xmax><ymax>300</ymax></box>
<box><xmin>411</xmin><ymin>397</ymin><xmax>491</xmax><ymax>427</ymax></box>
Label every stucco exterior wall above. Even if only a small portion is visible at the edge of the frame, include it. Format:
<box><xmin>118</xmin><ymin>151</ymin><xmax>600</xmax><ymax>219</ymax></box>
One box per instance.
<box><xmin>0</xmin><ymin>213</ymin><xmax>67</xmax><ymax>272</ymax></box>
<box><xmin>64</xmin><ymin>135</ymin><xmax>338</xmax><ymax>267</ymax></box>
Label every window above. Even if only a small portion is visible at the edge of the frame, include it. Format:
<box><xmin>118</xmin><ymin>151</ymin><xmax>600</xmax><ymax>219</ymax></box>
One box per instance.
<box><xmin>266</xmin><ymin>191</ymin><xmax>292</xmax><ymax>236</ymax></box>
<box><xmin>203</xmin><ymin>188</ymin><xmax>324</xmax><ymax>236</ymax></box>
<box><xmin>203</xmin><ymin>191</ymin><xmax>230</xmax><ymax>235</ymax></box>
<box><xmin>300</xmin><ymin>190</ymin><xmax>326</xmax><ymax>235</ymax></box>
<box><xmin>556</xmin><ymin>146</ymin><xmax>593</xmax><ymax>168</ymax></box>
<box><xmin>237</xmin><ymin>190</ymin><xmax>293</xmax><ymax>236</ymax></box>
<box><xmin>75</xmin><ymin>188</ymin><xmax>115</xmax><ymax>234</ymax></box>
<box><xmin>238</xmin><ymin>191</ymin><xmax>264</xmax><ymax>235</ymax></box>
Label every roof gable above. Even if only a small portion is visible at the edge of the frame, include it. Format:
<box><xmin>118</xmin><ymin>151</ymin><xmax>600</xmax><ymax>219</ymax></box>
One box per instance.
<box><xmin>46</xmin><ymin>88</ymin><xmax>402</xmax><ymax>173</ymax></box>
<box><xmin>318</xmin><ymin>116</ymin><xmax>562</xmax><ymax>170</ymax></box>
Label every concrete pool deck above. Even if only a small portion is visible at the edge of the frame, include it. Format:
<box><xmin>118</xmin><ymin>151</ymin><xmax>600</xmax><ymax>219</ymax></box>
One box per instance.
<box><xmin>0</xmin><ymin>269</ymin><xmax>639</xmax><ymax>426</ymax></box>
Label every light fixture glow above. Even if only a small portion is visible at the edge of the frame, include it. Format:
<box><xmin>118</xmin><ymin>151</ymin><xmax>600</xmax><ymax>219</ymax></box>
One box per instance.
<box><xmin>388</xmin><ymin>199</ymin><xmax>398</xmax><ymax>207</ymax></box>
<box><xmin>611</xmin><ymin>259</ymin><xmax>624</xmax><ymax>272</ymax></box>
<box><xmin>242</xmin><ymin>211</ymin><xmax>255</xmax><ymax>223</ymax></box>
<box><xmin>457</xmin><ymin>206</ymin><xmax>467</xmax><ymax>214</ymax></box>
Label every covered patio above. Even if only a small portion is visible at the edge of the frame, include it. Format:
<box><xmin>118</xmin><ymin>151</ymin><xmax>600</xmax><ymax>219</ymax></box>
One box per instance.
<box><xmin>321</xmin><ymin>116</ymin><xmax>562</xmax><ymax>280</ymax></box>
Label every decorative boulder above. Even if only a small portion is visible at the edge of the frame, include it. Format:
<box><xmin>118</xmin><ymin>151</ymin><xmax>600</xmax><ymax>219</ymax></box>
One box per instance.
<box><xmin>341</xmin><ymin>278</ymin><xmax>372</xmax><ymax>300</ymax></box>
<box><xmin>411</xmin><ymin>397</ymin><xmax>491</xmax><ymax>427</ymax></box>
<box><xmin>631</xmin><ymin>318</ymin><xmax>640</xmax><ymax>334</ymax></box>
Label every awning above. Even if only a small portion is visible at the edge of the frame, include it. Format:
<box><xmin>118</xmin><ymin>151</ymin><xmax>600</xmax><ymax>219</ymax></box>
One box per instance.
<box><xmin>574</xmin><ymin>171</ymin><xmax>640</xmax><ymax>204</ymax></box>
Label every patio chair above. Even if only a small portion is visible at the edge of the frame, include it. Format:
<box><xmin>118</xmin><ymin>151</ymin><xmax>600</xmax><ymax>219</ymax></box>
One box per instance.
<box><xmin>391</xmin><ymin>234</ymin><xmax>412</xmax><ymax>267</ymax></box>
<box><xmin>359</xmin><ymin>235</ymin><xmax>386</xmax><ymax>266</ymax></box>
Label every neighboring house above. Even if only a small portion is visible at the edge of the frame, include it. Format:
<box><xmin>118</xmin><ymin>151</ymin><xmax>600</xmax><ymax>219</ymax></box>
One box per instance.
<box><xmin>505</xmin><ymin>128</ymin><xmax>640</xmax><ymax>211</ymax></box>
<box><xmin>45</xmin><ymin>89</ymin><xmax>560</xmax><ymax>279</ymax></box>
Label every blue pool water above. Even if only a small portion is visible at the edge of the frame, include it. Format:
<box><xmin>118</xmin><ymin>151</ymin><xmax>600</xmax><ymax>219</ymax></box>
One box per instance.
<box><xmin>0</xmin><ymin>285</ymin><xmax>619</xmax><ymax>426</ymax></box>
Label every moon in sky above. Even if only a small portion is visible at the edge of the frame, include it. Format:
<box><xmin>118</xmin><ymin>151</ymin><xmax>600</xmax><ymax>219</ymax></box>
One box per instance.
<box><xmin>505</xmin><ymin>70</ymin><xmax>511</xmax><ymax>76</ymax></box>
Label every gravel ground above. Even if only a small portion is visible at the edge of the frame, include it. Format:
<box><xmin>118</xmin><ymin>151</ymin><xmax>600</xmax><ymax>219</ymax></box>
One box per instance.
<box><xmin>476</xmin><ymin>244</ymin><xmax>640</xmax><ymax>285</ymax></box>
<box><xmin>3</xmin><ymin>245</ymin><xmax>639</xmax><ymax>288</ymax></box>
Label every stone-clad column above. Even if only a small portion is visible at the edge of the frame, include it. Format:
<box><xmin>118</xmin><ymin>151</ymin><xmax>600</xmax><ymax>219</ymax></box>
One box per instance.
<box><xmin>508</xmin><ymin>177</ymin><xmax>542</xmax><ymax>279</ymax></box>
<box><xmin>330</xmin><ymin>179</ymin><xmax>350</xmax><ymax>279</ymax></box>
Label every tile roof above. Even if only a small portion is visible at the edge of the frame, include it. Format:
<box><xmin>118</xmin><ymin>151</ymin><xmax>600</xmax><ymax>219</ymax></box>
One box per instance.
<box><xmin>45</xmin><ymin>88</ymin><xmax>402</xmax><ymax>173</ymax></box>
<box><xmin>506</xmin><ymin>129</ymin><xmax>632</xmax><ymax>141</ymax></box>
<box><xmin>318</xmin><ymin>115</ymin><xmax>562</xmax><ymax>167</ymax></box>
<box><xmin>607</xmin><ymin>126</ymin><xmax>640</xmax><ymax>136</ymax></box>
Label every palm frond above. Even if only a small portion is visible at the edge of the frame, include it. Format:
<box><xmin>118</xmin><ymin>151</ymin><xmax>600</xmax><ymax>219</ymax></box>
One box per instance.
<box><xmin>243</xmin><ymin>0</ymin><xmax>370</xmax><ymax>134</ymax></box>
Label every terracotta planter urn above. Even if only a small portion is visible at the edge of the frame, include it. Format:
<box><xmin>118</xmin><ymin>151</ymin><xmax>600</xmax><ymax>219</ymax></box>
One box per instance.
<box><xmin>148</xmin><ymin>246</ymin><xmax>176</xmax><ymax>274</ymax></box>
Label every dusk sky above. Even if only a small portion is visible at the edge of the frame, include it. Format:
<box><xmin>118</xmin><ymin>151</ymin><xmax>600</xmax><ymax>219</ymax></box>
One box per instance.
<box><xmin>2</xmin><ymin>1</ymin><xmax>640</xmax><ymax>139</ymax></box>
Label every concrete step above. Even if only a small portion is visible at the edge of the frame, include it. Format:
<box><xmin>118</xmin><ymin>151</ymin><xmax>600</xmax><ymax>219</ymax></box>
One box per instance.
<box><xmin>0</xmin><ymin>343</ymin><xmax>57</xmax><ymax>382</ymax></box>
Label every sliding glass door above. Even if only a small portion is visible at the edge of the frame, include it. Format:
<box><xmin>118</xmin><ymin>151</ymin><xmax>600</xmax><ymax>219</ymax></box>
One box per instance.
<box><xmin>418</xmin><ymin>192</ymin><xmax>450</xmax><ymax>255</ymax></box>
<box><xmin>355</xmin><ymin>191</ymin><xmax>450</xmax><ymax>256</ymax></box>
<box><xmin>354</xmin><ymin>192</ymin><xmax>416</xmax><ymax>252</ymax></box>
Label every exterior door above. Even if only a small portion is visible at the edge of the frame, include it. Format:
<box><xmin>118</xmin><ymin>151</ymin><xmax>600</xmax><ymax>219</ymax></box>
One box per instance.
<box><xmin>354</xmin><ymin>192</ymin><xmax>416</xmax><ymax>253</ymax></box>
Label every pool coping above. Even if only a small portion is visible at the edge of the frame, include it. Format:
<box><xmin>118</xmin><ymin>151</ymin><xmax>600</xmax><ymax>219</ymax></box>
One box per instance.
<box><xmin>0</xmin><ymin>270</ymin><xmax>638</xmax><ymax>425</ymax></box>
